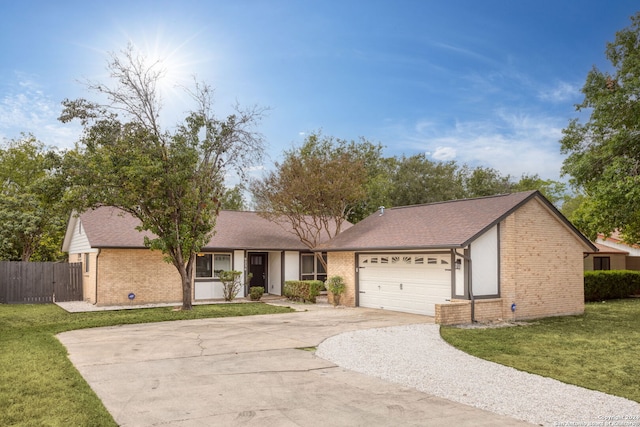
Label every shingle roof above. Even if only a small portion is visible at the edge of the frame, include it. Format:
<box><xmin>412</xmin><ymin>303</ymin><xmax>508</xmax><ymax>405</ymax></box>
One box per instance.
<box><xmin>79</xmin><ymin>207</ymin><xmax>344</xmax><ymax>251</ymax></box>
<box><xmin>318</xmin><ymin>191</ymin><xmax>595</xmax><ymax>251</ymax></box>
<box><xmin>591</xmin><ymin>242</ymin><xmax>629</xmax><ymax>255</ymax></box>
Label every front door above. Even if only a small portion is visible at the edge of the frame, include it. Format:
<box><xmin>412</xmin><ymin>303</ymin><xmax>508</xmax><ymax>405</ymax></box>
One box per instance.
<box><xmin>249</xmin><ymin>253</ymin><xmax>267</xmax><ymax>292</ymax></box>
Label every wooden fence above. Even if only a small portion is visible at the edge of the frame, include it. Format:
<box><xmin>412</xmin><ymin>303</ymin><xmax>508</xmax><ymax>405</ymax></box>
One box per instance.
<box><xmin>0</xmin><ymin>261</ymin><xmax>83</xmax><ymax>304</ymax></box>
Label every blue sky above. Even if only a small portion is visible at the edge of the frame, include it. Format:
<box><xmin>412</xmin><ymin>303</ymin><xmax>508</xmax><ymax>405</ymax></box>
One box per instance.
<box><xmin>1</xmin><ymin>1</ymin><xmax>638</xmax><ymax>183</ymax></box>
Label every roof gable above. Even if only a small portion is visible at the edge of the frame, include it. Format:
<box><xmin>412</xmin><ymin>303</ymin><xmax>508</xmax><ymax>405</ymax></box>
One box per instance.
<box><xmin>69</xmin><ymin>207</ymin><xmax>348</xmax><ymax>251</ymax></box>
<box><xmin>319</xmin><ymin>191</ymin><xmax>595</xmax><ymax>252</ymax></box>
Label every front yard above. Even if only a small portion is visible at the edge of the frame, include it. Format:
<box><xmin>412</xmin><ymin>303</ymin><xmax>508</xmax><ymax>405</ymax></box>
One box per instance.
<box><xmin>3</xmin><ymin>299</ymin><xmax>638</xmax><ymax>426</ymax></box>
<box><xmin>440</xmin><ymin>298</ymin><xmax>640</xmax><ymax>403</ymax></box>
<box><xmin>0</xmin><ymin>303</ymin><xmax>294</xmax><ymax>427</ymax></box>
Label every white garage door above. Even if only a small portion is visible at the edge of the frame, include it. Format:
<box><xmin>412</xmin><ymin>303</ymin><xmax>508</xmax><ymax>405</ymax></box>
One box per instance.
<box><xmin>358</xmin><ymin>254</ymin><xmax>452</xmax><ymax>316</ymax></box>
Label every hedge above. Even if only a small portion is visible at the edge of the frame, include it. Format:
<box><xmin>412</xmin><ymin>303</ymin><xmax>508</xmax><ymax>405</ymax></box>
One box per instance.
<box><xmin>584</xmin><ymin>270</ymin><xmax>640</xmax><ymax>302</ymax></box>
<box><xmin>283</xmin><ymin>280</ymin><xmax>323</xmax><ymax>303</ymax></box>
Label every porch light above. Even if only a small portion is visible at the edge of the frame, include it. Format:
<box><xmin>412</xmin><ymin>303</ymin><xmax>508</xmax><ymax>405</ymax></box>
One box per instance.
<box><xmin>455</xmin><ymin>259</ymin><xmax>462</xmax><ymax>270</ymax></box>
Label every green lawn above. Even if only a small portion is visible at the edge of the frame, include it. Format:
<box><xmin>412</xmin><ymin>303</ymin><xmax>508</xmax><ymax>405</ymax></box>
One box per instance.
<box><xmin>440</xmin><ymin>298</ymin><xmax>640</xmax><ymax>403</ymax></box>
<box><xmin>0</xmin><ymin>303</ymin><xmax>294</xmax><ymax>427</ymax></box>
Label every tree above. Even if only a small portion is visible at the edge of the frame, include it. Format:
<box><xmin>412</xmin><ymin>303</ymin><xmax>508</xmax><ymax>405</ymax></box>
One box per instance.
<box><xmin>512</xmin><ymin>173</ymin><xmax>568</xmax><ymax>207</ymax></box>
<box><xmin>0</xmin><ymin>134</ymin><xmax>67</xmax><ymax>261</ymax></box>
<box><xmin>339</xmin><ymin>139</ymin><xmax>387</xmax><ymax>223</ymax></box>
<box><xmin>60</xmin><ymin>45</ymin><xmax>265</xmax><ymax>309</ymax></box>
<box><xmin>461</xmin><ymin>166</ymin><xmax>513</xmax><ymax>198</ymax></box>
<box><xmin>559</xmin><ymin>192</ymin><xmax>587</xmax><ymax>222</ymax></box>
<box><xmin>219</xmin><ymin>185</ymin><xmax>247</xmax><ymax>210</ymax></box>
<box><xmin>388</xmin><ymin>154</ymin><xmax>464</xmax><ymax>206</ymax></box>
<box><xmin>250</xmin><ymin>132</ymin><xmax>369</xmax><ymax>269</ymax></box>
<box><xmin>560</xmin><ymin>13</ymin><xmax>640</xmax><ymax>243</ymax></box>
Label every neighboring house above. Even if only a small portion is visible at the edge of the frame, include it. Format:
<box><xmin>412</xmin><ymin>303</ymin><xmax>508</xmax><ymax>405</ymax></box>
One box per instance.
<box><xmin>62</xmin><ymin>207</ymin><xmax>340</xmax><ymax>306</ymax></box>
<box><xmin>584</xmin><ymin>243</ymin><xmax>629</xmax><ymax>272</ymax></box>
<box><xmin>319</xmin><ymin>190</ymin><xmax>596</xmax><ymax>325</ymax></box>
<box><xmin>587</xmin><ymin>231</ymin><xmax>640</xmax><ymax>271</ymax></box>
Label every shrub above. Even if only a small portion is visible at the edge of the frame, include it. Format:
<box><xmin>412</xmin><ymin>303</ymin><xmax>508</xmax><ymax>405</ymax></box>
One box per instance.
<box><xmin>307</xmin><ymin>280</ymin><xmax>324</xmax><ymax>293</ymax></box>
<box><xmin>325</xmin><ymin>276</ymin><xmax>346</xmax><ymax>306</ymax></box>
<box><xmin>218</xmin><ymin>270</ymin><xmax>243</xmax><ymax>301</ymax></box>
<box><xmin>249</xmin><ymin>286</ymin><xmax>264</xmax><ymax>301</ymax></box>
<box><xmin>283</xmin><ymin>280</ymin><xmax>322</xmax><ymax>303</ymax></box>
<box><xmin>584</xmin><ymin>270</ymin><xmax>640</xmax><ymax>302</ymax></box>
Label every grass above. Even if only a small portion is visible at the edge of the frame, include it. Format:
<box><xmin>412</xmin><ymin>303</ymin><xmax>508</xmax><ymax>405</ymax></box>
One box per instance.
<box><xmin>440</xmin><ymin>298</ymin><xmax>640</xmax><ymax>403</ymax></box>
<box><xmin>0</xmin><ymin>302</ymin><xmax>294</xmax><ymax>427</ymax></box>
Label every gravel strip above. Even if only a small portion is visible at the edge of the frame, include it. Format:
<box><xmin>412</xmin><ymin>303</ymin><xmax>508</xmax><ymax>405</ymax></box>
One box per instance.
<box><xmin>316</xmin><ymin>323</ymin><xmax>640</xmax><ymax>426</ymax></box>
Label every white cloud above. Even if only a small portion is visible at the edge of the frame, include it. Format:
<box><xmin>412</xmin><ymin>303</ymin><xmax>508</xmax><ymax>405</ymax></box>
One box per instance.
<box><xmin>538</xmin><ymin>81</ymin><xmax>580</xmax><ymax>103</ymax></box>
<box><xmin>432</xmin><ymin>146</ymin><xmax>456</xmax><ymax>160</ymax></box>
<box><xmin>385</xmin><ymin>111</ymin><xmax>568</xmax><ymax>181</ymax></box>
<box><xmin>0</xmin><ymin>72</ymin><xmax>80</xmax><ymax>149</ymax></box>
<box><xmin>414</xmin><ymin>120</ymin><xmax>434</xmax><ymax>133</ymax></box>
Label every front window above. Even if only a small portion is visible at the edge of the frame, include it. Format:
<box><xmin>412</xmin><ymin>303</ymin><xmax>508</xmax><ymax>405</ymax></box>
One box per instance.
<box><xmin>593</xmin><ymin>256</ymin><xmax>611</xmax><ymax>271</ymax></box>
<box><xmin>301</xmin><ymin>253</ymin><xmax>327</xmax><ymax>282</ymax></box>
<box><xmin>196</xmin><ymin>253</ymin><xmax>231</xmax><ymax>278</ymax></box>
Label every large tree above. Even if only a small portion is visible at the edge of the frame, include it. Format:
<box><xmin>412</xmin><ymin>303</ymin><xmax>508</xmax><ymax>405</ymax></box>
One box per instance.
<box><xmin>219</xmin><ymin>185</ymin><xmax>247</xmax><ymax>211</ymax></box>
<box><xmin>511</xmin><ymin>173</ymin><xmax>568</xmax><ymax>207</ymax></box>
<box><xmin>387</xmin><ymin>154</ymin><xmax>464</xmax><ymax>206</ymax></box>
<box><xmin>250</xmin><ymin>132</ymin><xmax>370</xmax><ymax>268</ymax></box>
<box><xmin>460</xmin><ymin>165</ymin><xmax>513</xmax><ymax>198</ymax></box>
<box><xmin>560</xmin><ymin>13</ymin><xmax>640</xmax><ymax>243</ymax></box>
<box><xmin>60</xmin><ymin>45</ymin><xmax>264</xmax><ymax>309</ymax></box>
<box><xmin>0</xmin><ymin>134</ymin><xmax>67</xmax><ymax>261</ymax></box>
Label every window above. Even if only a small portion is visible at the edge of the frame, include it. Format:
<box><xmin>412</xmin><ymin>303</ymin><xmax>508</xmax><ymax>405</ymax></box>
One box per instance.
<box><xmin>84</xmin><ymin>253</ymin><xmax>90</xmax><ymax>273</ymax></box>
<box><xmin>301</xmin><ymin>253</ymin><xmax>327</xmax><ymax>282</ymax></box>
<box><xmin>196</xmin><ymin>253</ymin><xmax>231</xmax><ymax>278</ymax></box>
<box><xmin>593</xmin><ymin>256</ymin><xmax>611</xmax><ymax>271</ymax></box>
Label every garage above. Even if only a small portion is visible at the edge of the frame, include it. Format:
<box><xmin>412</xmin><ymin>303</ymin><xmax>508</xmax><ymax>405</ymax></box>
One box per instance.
<box><xmin>357</xmin><ymin>253</ymin><xmax>452</xmax><ymax>316</ymax></box>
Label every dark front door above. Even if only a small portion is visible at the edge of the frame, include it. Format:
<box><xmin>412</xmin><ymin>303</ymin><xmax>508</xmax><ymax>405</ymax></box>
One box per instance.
<box><xmin>249</xmin><ymin>253</ymin><xmax>267</xmax><ymax>292</ymax></box>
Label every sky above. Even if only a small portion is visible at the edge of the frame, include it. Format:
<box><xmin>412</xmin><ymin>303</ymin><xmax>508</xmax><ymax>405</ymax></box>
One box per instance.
<box><xmin>0</xmin><ymin>1</ymin><xmax>638</xmax><ymax>184</ymax></box>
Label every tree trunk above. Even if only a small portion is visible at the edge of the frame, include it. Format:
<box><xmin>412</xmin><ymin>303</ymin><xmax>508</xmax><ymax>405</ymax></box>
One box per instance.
<box><xmin>314</xmin><ymin>251</ymin><xmax>328</xmax><ymax>273</ymax></box>
<box><xmin>178</xmin><ymin>265</ymin><xmax>193</xmax><ymax>310</ymax></box>
<box><xmin>21</xmin><ymin>236</ymin><xmax>35</xmax><ymax>261</ymax></box>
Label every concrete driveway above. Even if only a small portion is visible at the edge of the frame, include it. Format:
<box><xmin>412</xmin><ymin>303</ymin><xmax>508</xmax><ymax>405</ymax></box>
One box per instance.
<box><xmin>58</xmin><ymin>305</ymin><xmax>531</xmax><ymax>426</ymax></box>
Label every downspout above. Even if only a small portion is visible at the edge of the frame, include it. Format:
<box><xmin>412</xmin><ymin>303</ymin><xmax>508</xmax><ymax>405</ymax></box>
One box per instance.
<box><xmin>454</xmin><ymin>249</ymin><xmax>475</xmax><ymax>323</ymax></box>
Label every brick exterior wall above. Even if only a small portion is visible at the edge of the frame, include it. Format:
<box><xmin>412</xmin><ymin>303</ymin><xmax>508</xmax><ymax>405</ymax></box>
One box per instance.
<box><xmin>435</xmin><ymin>301</ymin><xmax>470</xmax><ymax>325</ymax></box>
<box><xmin>96</xmin><ymin>249</ymin><xmax>183</xmax><ymax>305</ymax></box>
<box><xmin>500</xmin><ymin>198</ymin><xmax>586</xmax><ymax>321</ymax></box>
<box><xmin>327</xmin><ymin>251</ymin><xmax>357</xmax><ymax>307</ymax></box>
<box><xmin>437</xmin><ymin>298</ymin><xmax>504</xmax><ymax>324</ymax></box>
<box><xmin>474</xmin><ymin>299</ymin><xmax>504</xmax><ymax>322</ymax></box>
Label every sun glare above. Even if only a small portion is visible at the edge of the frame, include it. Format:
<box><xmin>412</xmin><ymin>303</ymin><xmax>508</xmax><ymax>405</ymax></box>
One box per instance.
<box><xmin>115</xmin><ymin>24</ymin><xmax>210</xmax><ymax>123</ymax></box>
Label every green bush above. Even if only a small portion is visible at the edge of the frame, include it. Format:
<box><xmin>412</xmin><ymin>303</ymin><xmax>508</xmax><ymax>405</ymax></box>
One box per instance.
<box><xmin>249</xmin><ymin>286</ymin><xmax>264</xmax><ymax>301</ymax></box>
<box><xmin>218</xmin><ymin>270</ymin><xmax>243</xmax><ymax>301</ymax></box>
<box><xmin>283</xmin><ymin>280</ymin><xmax>322</xmax><ymax>303</ymax></box>
<box><xmin>584</xmin><ymin>270</ymin><xmax>640</xmax><ymax>302</ymax></box>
